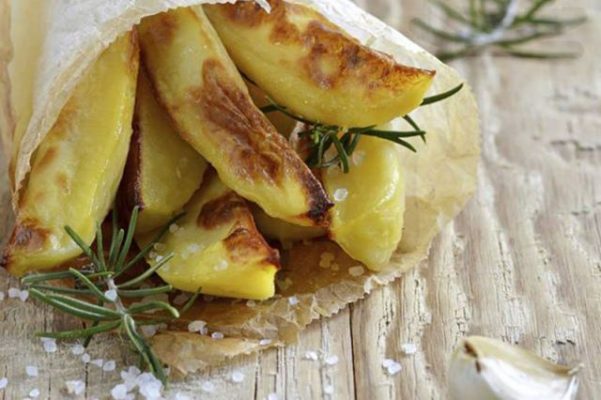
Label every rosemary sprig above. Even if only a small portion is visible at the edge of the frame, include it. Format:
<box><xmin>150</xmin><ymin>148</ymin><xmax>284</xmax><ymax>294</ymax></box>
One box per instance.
<box><xmin>261</xmin><ymin>84</ymin><xmax>463</xmax><ymax>173</ymax></box>
<box><xmin>414</xmin><ymin>0</ymin><xmax>586</xmax><ymax>61</ymax></box>
<box><xmin>20</xmin><ymin>207</ymin><xmax>194</xmax><ymax>384</ymax></box>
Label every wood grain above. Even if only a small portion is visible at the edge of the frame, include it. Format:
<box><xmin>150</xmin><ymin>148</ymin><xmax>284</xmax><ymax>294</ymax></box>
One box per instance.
<box><xmin>1</xmin><ymin>0</ymin><xmax>600</xmax><ymax>398</ymax></box>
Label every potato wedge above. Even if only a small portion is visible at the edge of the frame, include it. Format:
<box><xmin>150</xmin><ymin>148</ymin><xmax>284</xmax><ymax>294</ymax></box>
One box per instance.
<box><xmin>323</xmin><ymin>136</ymin><xmax>405</xmax><ymax>270</ymax></box>
<box><xmin>1</xmin><ymin>33</ymin><xmax>139</xmax><ymax>276</ymax></box>
<box><xmin>246</xmin><ymin>81</ymin><xmax>297</xmax><ymax>138</ymax></box>
<box><xmin>138</xmin><ymin>7</ymin><xmax>331</xmax><ymax>227</ymax></box>
<box><xmin>142</xmin><ymin>172</ymin><xmax>279</xmax><ymax>300</ymax></box>
<box><xmin>204</xmin><ymin>1</ymin><xmax>435</xmax><ymax>128</ymax></box>
<box><xmin>117</xmin><ymin>70</ymin><xmax>208</xmax><ymax>234</ymax></box>
<box><xmin>252</xmin><ymin>206</ymin><xmax>325</xmax><ymax>243</ymax></box>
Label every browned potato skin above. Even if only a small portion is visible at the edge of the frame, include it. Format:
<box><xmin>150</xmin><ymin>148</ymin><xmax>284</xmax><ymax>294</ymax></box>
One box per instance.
<box><xmin>138</xmin><ymin>8</ymin><xmax>332</xmax><ymax>227</ymax></box>
<box><xmin>204</xmin><ymin>0</ymin><xmax>436</xmax><ymax>128</ymax></box>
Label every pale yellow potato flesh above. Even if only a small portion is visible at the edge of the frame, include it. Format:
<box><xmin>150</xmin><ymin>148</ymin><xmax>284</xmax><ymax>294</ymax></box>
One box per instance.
<box><xmin>1</xmin><ymin>33</ymin><xmax>139</xmax><ymax>276</ymax></box>
<box><xmin>118</xmin><ymin>70</ymin><xmax>208</xmax><ymax>234</ymax></box>
<box><xmin>253</xmin><ymin>206</ymin><xmax>325</xmax><ymax>243</ymax></box>
<box><xmin>323</xmin><ymin>136</ymin><xmax>406</xmax><ymax>270</ymax></box>
<box><xmin>138</xmin><ymin>7</ymin><xmax>331</xmax><ymax>227</ymax></box>
<box><xmin>204</xmin><ymin>1</ymin><xmax>435</xmax><ymax>128</ymax></box>
<box><xmin>143</xmin><ymin>173</ymin><xmax>280</xmax><ymax>300</ymax></box>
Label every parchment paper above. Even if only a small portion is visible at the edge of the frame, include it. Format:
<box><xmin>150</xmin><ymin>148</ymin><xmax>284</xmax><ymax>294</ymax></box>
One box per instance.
<box><xmin>0</xmin><ymin>0</ymin><xmax>480</xmax><ymax>375</ymax></box>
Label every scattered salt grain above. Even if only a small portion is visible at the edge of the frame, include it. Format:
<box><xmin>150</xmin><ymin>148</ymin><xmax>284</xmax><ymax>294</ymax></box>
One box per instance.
<box><xmin>90</xmin><ymin>359</ymin><xmax>104</xmax><ymax>368</ymax></box>
<box><xmin>155</xmin><ymin>255</ymin><xmax>164</xmax><ymax>263</ymax></box>
<box><xmin>8</xmin><ymin>288</ymin><xmax>20</xmax><ymax>298</ymax></box>
<box><xmin>324</xmin><ymin>355</ymin><xmax>339</xmax><ymax>366</ymax></box>
<box><xmin>19</xmin><ymin>290</ymin><xmax>29</xmax><ymax>301</ymax></box>
<box><xmin>173</xmin><ymin>293</ymin><xmax>190</xmax><ymax>306</ymax></box>
<box><xmin>111</xmin><ymin>383</ymin><xmax>129</xmax><ymax>400</ymax></box>
<box><xmin>153</xmin><ymin>243</ymin><xmax>166</xmax><ymax>252</ymax></box>
<box><xmin>186</xmin><ymin>244</ymin><xmax>200</xmax><ymax>254</ymax></box>
<box><xmin>137</xmin><ymin>373</ymin><xmax>163</xmax><ymax>399</ymax></box>
<box><xmin>29</xmin><ymin>388</ymin><xmax>40</xmax><ymax>398</ymax></box>
<box><xmin>26</xmin><ymin>365</ymin><xmax>38</xmax><ymax>377</ymax></box>
<box><xmin>213</xmin><ymin>259</ymin><xmax>229</xmax><ymax>271</ymax></box>
<box><xmin>169</xmin><ymin>224</ymin><xmax>180</xmax><ymax>233</ymax></box>
<box><xmin>259</xmin><ymin>339</ymin><xmax>272</xmax><ymax>346</ymax></box>
<box><xmin>200</xmin><ymin>381</ymin><xmax>215</xmax><ymax>393</ymax></box>
<box><xmin>401</xmin><ymin>343</ymin><xmax>418</xmax><ymax>355</ymax></box>
<box><xmin>348</xmin><ymin>266</ymin><xmax>365</xmax><ymax>277</ymax></box>
<box><xmin>104</xmin><ymin>289</ymin><xmax>118</xmax><ymax>302</ymax></box>
<box><xmin>0</xmin><ymin>377</ymin><xmax>7</xmax><ymax>389</ymax></box>
<box><xmin>173</xmin><ymin>393</ymin><xmax>191</xmax><ymax>400</ymax></box>
<box><xmin>103</xmin><ymin>360</ymin><xmax>116</xmax><ymax>372</ymax></box>
<box><xmin>141</xmin><ymin>325</ymin><xmax>158</xmax><ymax>338</ymax></box>
<box><xmin>65</xmin><ymin>380</ymin><xmax>85</xmax><ymax>395</ymax></box>
<box><xmin>246</xmin><ymin>300</ymin><xmax>257</xmax><ymax>308</ymax></box>
<box><xmin>71</xmin><ymin>344</ymin><xmax>85</xmax><ymax>355</ymax></box>
<box><xmin>352</xmin><ymin>150</ymin><xmax>366</xmax><ymax>166</ymax></box>
<box><xmin>81</xmin><ymin>353</ymin><xmax>91</xmax><ymax>363</ymax></box>
<box><xmin>333</xmin><ymin>188</ymin><xmax>349</xmax><ymax>202</ymax></box>
<box><xmin>288</xmin><ymin>296</ymin><xmax>299</xmax><ymax>306</ymax></box>
<box><xmin>324</xmin><ymin>384</ymin><xmax>335</xmax><ymax>395</ymax></box>
<box><xmin>382</xmin><ymin>359</ymin><xmax>402</xmax><ymax>375</ymax></box>
<box><xmin>304</xmin><ymin>351</ymin><xmax>319</xmax><ymax>361</ymax></box>
<box><xmin>231</xmin><ymin>370</ymin><xmax>245</xmax><ymax>383</ymax></box>
<box><xmin>267</xmin><ymin>393</ymin><xmax>279</xmax><ymax>400</ymax></box>
<box><xmin>211</xmin><ymin>332</ymin><xmax>224</xmax><ymax>340</ymax></box>
<box><xmin>121</xmin><ymin>366</ymin><xmax>141</xmax><ymax>391</ymax></box>
<box><xmin>187</xmin><ymin>320</ymin><xmax>207</xmax><ymax>335</ymax></box>
<box><xmin>41</xmin><ymin>338</ymin><xmax>57</xmax><ymax>353</ymax></box>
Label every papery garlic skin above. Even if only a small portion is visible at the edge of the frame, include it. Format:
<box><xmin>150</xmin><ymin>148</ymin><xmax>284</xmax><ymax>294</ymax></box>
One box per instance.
<box><xmin>449</xmin><ymin>336</ymin><xmax>580</xmax><ymax>400</ymax></box>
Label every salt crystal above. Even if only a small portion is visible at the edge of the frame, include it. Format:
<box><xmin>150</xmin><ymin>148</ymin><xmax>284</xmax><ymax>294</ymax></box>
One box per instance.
<box><xmin>90</xmin><ymin>359</ymin><xmax>104</xmax><ymax>368</ymax></box>
<box><xmin>211</xmin><ymin>332</ymin><xmax>224</xmax><ymax>340</ymax></box>
<box><xmin>0</xmin><ymin>292</ymin><xmax>5</xmax><ymax>301</ymax></box>
<box><xmin>259</xmin><ymin>339</ymin><xmax>272</xmax><ymax>346</ymax></box>
<box><xmin>103</xmin><ymin>360</ymin><xmax>116</xmax><ymax>372</ymax></box>
<box><xmin>104</xmin><ymin>289</ymin><xmax>118</xmax><ymax>302</ymax></box>
<box><xmin>324</xmin><ymin>384</ymin><xmax>334</xmax><ymax>395</ymax></box>
<box><xmin>121</xmin><ymin>366</ymin><xmax>141</xmax><ymax>391</ymax></box>
<box><xmin>324</xmin><ymin>355</ymin><xmax>339</xmax><ymax>366</ymax></box>
<box><xmin>148</xmin><ymin>251</ymin><xmax>158</xmax><ymax>260</ymax></box>
<box><xmin>288</xmin><ymin>296</ymin><xmax>299</xmax><ymax>306</ymax></box>
<box><xmin>304</xmin><ymin>351</ymin><xmax>319</xmax><ymax>361</ymax></box>
<box><xmin>141</xmin><ymin>325</ymin><xmax>158</xmax><ymax>338</ymax></box>
<box><xmin>26</xmin><ymin>365</ymin><xmax>38</xmax><ymax>377</ymax></box>
<box><xmin>42</xmin><ymin>338</ymin><xmax>57</xmax><ymax>353</ymax></box>
<box><xmin>348</xmin><ymin>266</ymin><xmax>365</xmax><ymax>277</ymax></box>
<box><xmin>19</xmin><ymin>290</ymin><xmax>29</xmax><ymax>301</ymax></box>
<box><xmin>174</xmin><ymin>393</ymin><xmax>191</xmax><ymax>400</ymax></box>
<box><xmin>231</xmin><ymin>370</ymin><xmax>245</xmax><ymax>383</ymax></box>
<box><xmin>0</xmin><ymin>377</ymin><xmax>7</xmax><ymax>389</ymax></box>
<box><xmin>8</xmin><ymin>288</ymin><xmax>20</xmax><ymax>298</ymax></box>
<box><xmin>200</xmin><ymin>381</ymin><xmax>215</xmax><ymax>393</ymax></box>
<box><xmin>65</xmin><ymin>380</ymin><xmax>85</xmax><ymax>395</ymax></box>
<box><xmin>267</xmin><ymin>393</ymin><xmax>279</xmax><ymax>400</ymax></box>
<box><xmin>137</xmin><ymin>373</ymin><xmax>163</xmax><ymax>399</ymax></box>
<box><xmin>29</xmin><ymin>388</ymin><xmax>40</xmax><ymax>398</ymax></box>
<box><xmin>333</xmin><ymin>188</ymin><xmax>349</xmax><ymax>202</ymax></box>
<box><xmin>81</xmin><ymin>353</ymin><xmax>91</xmax><ymax>363</ymax></box>
<box><xmin>173</xmin><ymin>293</ymin><xmax>189</xmax><ymax>306</ymax></box>
<box><xmin>246</xmin><ymin>300</ymin><xmax>257</xmax><ymax>308</ymax></box>
<box><xmin>213</xmin><ymin>259</ymin><xmax>229</xmax><ymax>271</ymax></box>
<box><xmin>155</xmin><ymin>255</ymin><xmax>164</xmax><ymax>263</ymax></box>
<box><xmin>401</xmin><ymin>343</ymin><xmax>418</xmax><ymax>355</ymax></box>
<box><xmin>382</xmin><ymin>359</ymin><xmax>395</xmax><ymax>368</ymax></box>
<box><xmin>153</xmin><ymin>243</ymin><xmax>166</xmax><ymax>252</ymax></box>
<box><xmin>71</xmin><ymin>344</ymin><xmax>85</xmax><ymax>355</ymax></box>
<box><xmin>169</xmin><ymin>224</ymin><xmax>179</xmax><ymax>233</ymax></box>
<box><xmin>352</xmin><ymin>150</ymin><xmax>366</xmax><ymax>166</ymax></box>
<box><xmin>187</xmin><ymin>320</ymin><xmax>207</xmax><ymax>335</ymax></box>
<box><xmin>382</xmin><ymin>359</ymin><xmax>402</xmax><ymax>375</ymax></box>
<box><xmin>111</xmin><ymin>383</ymin><xmax>129</xmax><ymax>400</ymax></box>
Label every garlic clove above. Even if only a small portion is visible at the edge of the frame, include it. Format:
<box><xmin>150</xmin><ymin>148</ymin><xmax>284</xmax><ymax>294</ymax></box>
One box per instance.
<box><xmin>449</xmin><ymin>336</ymin><xmax>581</xmax><ymax>400</ymax></box>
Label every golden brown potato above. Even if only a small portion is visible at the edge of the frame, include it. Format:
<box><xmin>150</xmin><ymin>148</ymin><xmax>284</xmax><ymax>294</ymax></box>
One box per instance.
<box><xmin>2</xmin><ymin>33</ymin><xmax>139</xmax><ymax>276</ymax></box>
<box><xmin>252</xmin><ymin>205</ymin><xmax>325</xmax><ymax>243</ymax></box>
<box><xmin>204</xmin><ymin>0</ymin><xmax>435</xmax><ymax>127</ymax></box>
<box><xmin>117</xmin><ymin>70</ymin><xmax>208</xmax><ymax>234</ymax></box>
<box><xmin>141</xmin><ymin>171</ymin><xmax>280</xmax><ymax>300</ymax></box>
<box><xmin>138</xmin><ymin>7</ymin><xmax>331</xmax><ymax>227</ymax></box>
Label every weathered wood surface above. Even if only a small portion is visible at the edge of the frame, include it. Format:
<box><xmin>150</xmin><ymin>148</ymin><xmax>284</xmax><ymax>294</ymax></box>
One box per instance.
<box><xmin>1</xmin><ymin>0</ymin><xmax>600</xmax><ymax>398</ymax></box>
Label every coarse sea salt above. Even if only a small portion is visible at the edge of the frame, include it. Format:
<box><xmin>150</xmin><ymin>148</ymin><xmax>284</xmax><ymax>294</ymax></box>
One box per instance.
<box><xmin>173</xmin><ymin>292</ymin><xmax>190</xmax><ymax>306</ymax></box>
<box><xmin>348</xmin><ymin>266</ymin><xmax>365</xmax><ymax>277</ymax></box>
<box><xmin>104</xmin><ymin>289</ymin><xmax>118</xmax><ymax>302</ymax></box>
<box><xmin>103</xmin><ymin>360</ymin><xmax>116</xmax><ymax>372</ymax></box>
<box><xmin>141</xmin><ymin>325</ymin><xmax>158</xmax><ymax>338</ymax></box>
<box><xmin>0</xmin><ymin>377</ymin><xmax>7</xmax><ymax>389</ymax></box>
<box><xmin>213</xmin><ymin>259</ymin><xmax>229</xmax><ymax>271</ymax></box>
<box><xmin>288</xmin><ymin>296</ymin><xmax>299</xmax><ymax>306</ymax></box>
<box><xmin>259</xmin><ymin>339</ymin><xmax>272</xmax><ymax>346</ymax></box>
<box><xmin>65</xmin><ymin>380</ymin><xmax>85</xmax><ymax>395</ymax></box>
<box><xmin>90</xmin><ymin>359</ymin><xmax>104</xmax><ymax>368</ymax></box>
<box><xmin>19</xmin><ymin>290</ymin><xmax>29</xmax><ymax>301</ymax></box>
<box><xmin>42</xmin><ymin>338</ymin><xmax>57</xmax><ymax>353</ymax></box>
<box><xmin>324</xmin><ymin>355</ymin><xmax>339</xmax><ymax>366</ymax></box>
<box><xmin>8</xmin><ymin>288</ymin><xmax>20</xmax><ymax>298</ymax></box>
<box><xmin>29</xmin><ymin>388</ymin><xmax>40</xmax><ymax>398</ymax></box>
<box><xmin>211</xmin><ymin>332</ymin><xmax>224</xmax><ymax>340</ymax></box>
<box><xmin>200</xmin><ymin>381</ymin><xmax>215</xmax><ymax>393</ymax></box>
<box><xmin>304</xmin><ymin>351</ymin><xmax>319</xmax><ymax>361</ymax></box>
<box><xmin>26</xmin><ymin>365</ymin><xmax>38</xmax><ymax>377</ymax></box>
<box><xmin>111</xmin><ymin>383</ymin><xmax>129</xmax><ymax>400</ymax></box>
<box><xmin>401</xmin><ymin>343</ymin><xmax>418</xmax><ymax>355</ymax></box>
<box><xmin>267</xmin><ymin>393</ymin><xmax>279</xmax><ymax>400</ymax></box>
<box><xmin>231</xmin><ymin>370</ymin><xmax>245</xmax><ymax>383</ymax></box>
<box><xmin>187</xmin><ymin>320</ymin><xmax>207</xmax><ymax>335</ymax></box>
<box><xmin>71</xmin><ymin>344</ymin><xmax>85</xmax><ymax>355</ymax></box>
<box><xmin>333</xmin><ymin>188</ymin><xmax>349</xmax><ymax>202</ymax></box>
<box><xmin>382</xmin><ymin>359</ymin><xmax>402</xmax><ymax>375</ymax></box>
<box><xmin>324</xmin><ymin>384</ymin><xmax>335</xmax><ymax>395</ymax></box>
<box><xmin>81</xmin><ymin>353</ymin><xmax>91</xmax><ymax>363</ymax></box>
<box><xmin>0</xmin><ymin>292</ymin><xmax>5</xmax><ymax>301</ymax></box>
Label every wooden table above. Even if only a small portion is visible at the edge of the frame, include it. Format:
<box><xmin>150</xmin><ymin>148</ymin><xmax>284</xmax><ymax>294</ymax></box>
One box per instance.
<box><xmin>1</xmin><ymin>0</ymin><xmax>600</xmax><ymax>398</ymax></box>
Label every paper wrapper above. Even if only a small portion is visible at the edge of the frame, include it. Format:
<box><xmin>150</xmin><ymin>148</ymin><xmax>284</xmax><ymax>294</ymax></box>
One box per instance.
<box><xmin>0</xmin><ymin>0</ymin><xmax>480</xmax><ymax>374</ymax></box>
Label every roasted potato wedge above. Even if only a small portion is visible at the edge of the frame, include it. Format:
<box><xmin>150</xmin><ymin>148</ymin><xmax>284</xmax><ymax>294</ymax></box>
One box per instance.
<box><xmin>253</xmin><ymin>206</ymin><xmax>325</xmax><ymax>243</ymax></box>
<box><xmin>141</xmin><ymin>172</ymin><xmax>279</xmax><ymax>300</ymax></box>
<box><xmin>204</xmin><ymin>1</ymin><xmax>435</xmax><ymax>128</ymax></box>
<box><xmin>323</xmin><ymin>136</ymin><xmax>405</xmax><ymax>270</ymax></box>
<box><xmin>246</xmin><ymin>81</ymin><xmax>297</xmax><ymax>138</ymax></box>
<box><xmin>1</xmin><ymin>33</ymin><xmax>139</xmax><ymax>276</ymax></box>
<box><xmin>118</xmin><ymin>70</ymin><xmax>208</xmax><ymax>234</ymax></box>
<box><xmin>138</xmin><ymin>7</ymin><xmax>331</xmax><ymax>227</ymax></box>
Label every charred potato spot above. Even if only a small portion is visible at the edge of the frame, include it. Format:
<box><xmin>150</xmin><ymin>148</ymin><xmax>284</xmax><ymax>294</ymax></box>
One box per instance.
<box><xmin>197</xmin><ymin>191</ymin><xmax>249</xmax><ymax>229</ymax></box>
<box><xmin>224</xmin><ymin>227</ymin><xmax>280</xmax><ymax>267</ymax></box>
<box><xmin>8</xmin><ymin>221</ymin><xmax>49</xmax><ymax>251</ymax></box>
